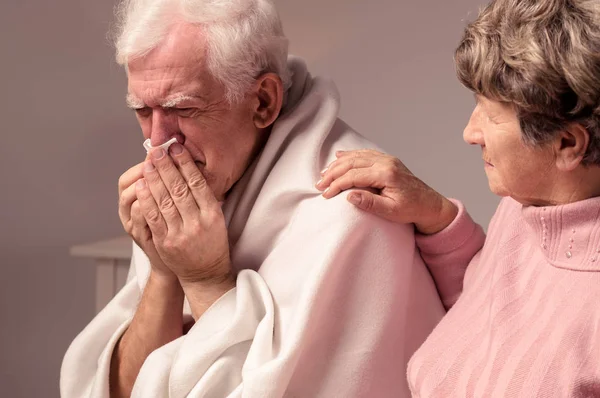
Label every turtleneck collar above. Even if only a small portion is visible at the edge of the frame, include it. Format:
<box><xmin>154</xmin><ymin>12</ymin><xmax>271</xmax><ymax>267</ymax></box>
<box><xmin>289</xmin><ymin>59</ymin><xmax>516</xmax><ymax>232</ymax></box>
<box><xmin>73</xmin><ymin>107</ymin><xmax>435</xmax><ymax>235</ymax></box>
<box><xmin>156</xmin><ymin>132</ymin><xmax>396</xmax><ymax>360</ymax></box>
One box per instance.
<box><xmin>521</xmin><ymin>196</ymin><xmax>600</xmax><ymax>271</ymax></box>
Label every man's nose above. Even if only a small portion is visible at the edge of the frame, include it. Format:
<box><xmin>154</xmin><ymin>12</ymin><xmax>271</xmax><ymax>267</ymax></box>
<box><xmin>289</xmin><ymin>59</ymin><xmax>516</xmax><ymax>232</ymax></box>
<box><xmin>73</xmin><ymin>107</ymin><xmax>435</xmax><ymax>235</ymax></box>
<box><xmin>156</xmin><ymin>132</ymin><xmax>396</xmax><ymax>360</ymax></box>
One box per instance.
<box><xmin>463</xmin><ymin>107</ymin><xmax>485</xmax><ymax>146</ymax></box>
<box><xmin>150</xmin><ymin>108</ymin><xmax>179</xmax><ymax>146</ymax></box>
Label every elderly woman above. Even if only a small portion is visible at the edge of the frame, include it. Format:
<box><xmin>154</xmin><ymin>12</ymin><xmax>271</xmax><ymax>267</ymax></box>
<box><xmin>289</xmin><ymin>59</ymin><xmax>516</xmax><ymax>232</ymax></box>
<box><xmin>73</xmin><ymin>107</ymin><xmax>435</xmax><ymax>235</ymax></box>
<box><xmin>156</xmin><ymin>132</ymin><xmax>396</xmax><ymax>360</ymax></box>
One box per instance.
<box><xmin>318</xmin><ymin>0</ymin><xmax>600</xmax><ymax>396</ymax></box>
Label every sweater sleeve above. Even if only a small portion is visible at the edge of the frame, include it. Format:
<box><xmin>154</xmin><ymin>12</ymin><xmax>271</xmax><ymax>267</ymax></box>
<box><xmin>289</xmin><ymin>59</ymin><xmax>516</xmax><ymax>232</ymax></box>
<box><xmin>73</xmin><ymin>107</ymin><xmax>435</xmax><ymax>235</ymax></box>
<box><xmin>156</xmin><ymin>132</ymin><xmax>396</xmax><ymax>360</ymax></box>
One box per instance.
<box><xmin>415</xmin><ymin>199</ymin><xmax>485</xmax><ymax>310</ymax></box>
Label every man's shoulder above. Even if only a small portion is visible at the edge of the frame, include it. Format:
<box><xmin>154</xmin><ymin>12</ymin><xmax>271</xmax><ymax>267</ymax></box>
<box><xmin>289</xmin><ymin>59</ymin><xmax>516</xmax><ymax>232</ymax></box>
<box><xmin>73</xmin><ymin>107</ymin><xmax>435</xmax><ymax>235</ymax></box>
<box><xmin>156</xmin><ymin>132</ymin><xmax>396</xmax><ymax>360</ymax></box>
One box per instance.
<box><xmin>290</xmin><ymin>191</ymin><xmax>414</xmax><ymax>244</ymax></box>
<box><xmin>327</xmin><ymin>118</ymin><xmax>385</xmax><ymax>154</ymax></box>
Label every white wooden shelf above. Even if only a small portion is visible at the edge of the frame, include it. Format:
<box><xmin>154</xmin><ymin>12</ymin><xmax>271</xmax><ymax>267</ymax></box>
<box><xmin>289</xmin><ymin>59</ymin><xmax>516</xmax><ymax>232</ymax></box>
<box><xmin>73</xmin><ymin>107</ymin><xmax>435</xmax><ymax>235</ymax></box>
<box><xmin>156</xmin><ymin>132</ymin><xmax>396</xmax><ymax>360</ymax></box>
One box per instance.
<box><xmin>70</xmin><ymin>236</ymin><xmax>133</xmax><ymax>313</ymax></box>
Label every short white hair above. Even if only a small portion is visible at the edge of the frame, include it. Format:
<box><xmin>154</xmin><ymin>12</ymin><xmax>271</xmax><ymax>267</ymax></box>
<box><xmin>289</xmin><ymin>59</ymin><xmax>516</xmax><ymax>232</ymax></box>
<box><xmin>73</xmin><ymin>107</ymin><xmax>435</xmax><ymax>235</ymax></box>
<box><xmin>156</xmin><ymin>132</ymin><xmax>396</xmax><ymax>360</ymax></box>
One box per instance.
<box><xmin>114</xmin><ymin>0</ymin><xmax>291</xmax><ymax>104</ymax></box>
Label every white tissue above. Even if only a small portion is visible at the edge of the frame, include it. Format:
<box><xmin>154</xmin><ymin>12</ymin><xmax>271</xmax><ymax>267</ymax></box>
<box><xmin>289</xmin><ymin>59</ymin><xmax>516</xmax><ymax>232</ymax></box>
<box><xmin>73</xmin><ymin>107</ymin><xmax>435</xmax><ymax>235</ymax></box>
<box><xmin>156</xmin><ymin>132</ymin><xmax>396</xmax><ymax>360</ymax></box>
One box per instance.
<box><xmin>143</xmin><ymin>138</ymin><xmax>178</xmax><ymax>153</ymax></box>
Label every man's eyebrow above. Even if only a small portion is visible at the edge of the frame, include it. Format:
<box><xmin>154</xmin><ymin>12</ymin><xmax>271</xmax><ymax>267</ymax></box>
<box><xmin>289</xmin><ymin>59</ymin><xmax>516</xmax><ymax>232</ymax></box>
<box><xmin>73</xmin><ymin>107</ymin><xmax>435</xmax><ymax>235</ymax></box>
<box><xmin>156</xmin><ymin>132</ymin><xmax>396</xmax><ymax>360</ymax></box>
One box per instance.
<box><xmin>125</xmin><ymin>93</ymin><xmax>207</xmax><ymax>109</ymax></box>
<box><xmin>126</xmin><ymin>94</ymin><xmax>145</xmax><ymax>109</ymax></box>
<box><xmin>161</xmin><ymin>94</ymin><xmax>198</xmax><ymax>108</ymax></box>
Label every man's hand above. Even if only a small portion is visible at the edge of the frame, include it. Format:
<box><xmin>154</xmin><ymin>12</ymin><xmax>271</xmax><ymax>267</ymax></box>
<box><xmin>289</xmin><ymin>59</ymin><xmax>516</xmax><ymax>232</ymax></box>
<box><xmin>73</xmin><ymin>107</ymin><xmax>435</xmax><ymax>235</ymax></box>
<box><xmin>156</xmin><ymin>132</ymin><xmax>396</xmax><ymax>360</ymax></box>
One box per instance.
<box><xmin>136</xmin><ymin>143</ymin><xmax>234</xmax><ymax>291</ymax></box>
<box><xmin>114</xmin><ymin>162</ymin><xmax>187</xmax><ymax>398</ymax></box>
<box><xmin>118</xmin><ymin>162</ymin><xmax>175</xmax><ymax>280</ymax></box>
<box><xmin>317</xmin><ymin>149</ymin><xmax>458</xmax><ymax>235</ymax></box>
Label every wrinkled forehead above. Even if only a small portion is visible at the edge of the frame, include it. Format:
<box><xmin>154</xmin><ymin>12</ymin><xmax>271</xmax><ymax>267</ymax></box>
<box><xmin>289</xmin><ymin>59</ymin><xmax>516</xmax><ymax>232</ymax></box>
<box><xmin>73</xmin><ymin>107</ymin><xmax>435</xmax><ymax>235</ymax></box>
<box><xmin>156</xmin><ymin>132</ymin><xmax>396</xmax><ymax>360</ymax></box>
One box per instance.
<box><xmin>125</xmin><ymin>23</ymin><xmax>220</xmax><ymax>105</ymax></box>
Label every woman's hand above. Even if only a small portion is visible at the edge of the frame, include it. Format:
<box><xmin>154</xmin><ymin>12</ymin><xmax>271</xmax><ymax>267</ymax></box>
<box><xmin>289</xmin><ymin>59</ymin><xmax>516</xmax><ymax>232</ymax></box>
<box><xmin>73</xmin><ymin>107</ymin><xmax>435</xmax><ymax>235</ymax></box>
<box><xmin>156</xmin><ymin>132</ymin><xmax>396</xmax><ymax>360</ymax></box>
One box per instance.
<box><xmin>316</xmin><ymin>149</ymin><xmax>457</xmax><ymax>235</ymax></box>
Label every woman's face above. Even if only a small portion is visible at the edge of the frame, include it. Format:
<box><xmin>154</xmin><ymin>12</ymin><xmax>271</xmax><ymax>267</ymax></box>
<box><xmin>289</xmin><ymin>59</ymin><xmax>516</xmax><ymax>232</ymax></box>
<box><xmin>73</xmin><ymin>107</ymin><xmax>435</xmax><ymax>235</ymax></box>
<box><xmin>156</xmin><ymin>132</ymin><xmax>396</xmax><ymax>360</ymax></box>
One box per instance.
<box><xmin>463</xmin><ymin>95</ymin><xmax>557</xmax><ymax>205</ymax></box>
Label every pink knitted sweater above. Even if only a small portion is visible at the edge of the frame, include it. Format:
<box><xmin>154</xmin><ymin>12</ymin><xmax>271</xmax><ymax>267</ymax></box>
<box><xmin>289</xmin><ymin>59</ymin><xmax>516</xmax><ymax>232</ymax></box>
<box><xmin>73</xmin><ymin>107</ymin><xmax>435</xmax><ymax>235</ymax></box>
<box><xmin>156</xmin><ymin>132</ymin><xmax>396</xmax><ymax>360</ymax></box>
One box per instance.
<box><xmin>408</xmin><ymin>197</ymin><xmax>600</xmax><ymax>397</ymax></box>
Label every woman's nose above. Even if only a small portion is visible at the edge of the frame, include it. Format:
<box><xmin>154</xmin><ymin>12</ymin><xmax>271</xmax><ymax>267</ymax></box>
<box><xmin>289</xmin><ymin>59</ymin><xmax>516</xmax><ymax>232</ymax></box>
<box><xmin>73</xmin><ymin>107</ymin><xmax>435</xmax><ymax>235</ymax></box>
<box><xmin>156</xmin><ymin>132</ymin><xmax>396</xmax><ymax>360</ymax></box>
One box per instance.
<box><xmin>463</xmin><ymin>107</ymin><xmax>485</xmax><ymax>146</ymax></box>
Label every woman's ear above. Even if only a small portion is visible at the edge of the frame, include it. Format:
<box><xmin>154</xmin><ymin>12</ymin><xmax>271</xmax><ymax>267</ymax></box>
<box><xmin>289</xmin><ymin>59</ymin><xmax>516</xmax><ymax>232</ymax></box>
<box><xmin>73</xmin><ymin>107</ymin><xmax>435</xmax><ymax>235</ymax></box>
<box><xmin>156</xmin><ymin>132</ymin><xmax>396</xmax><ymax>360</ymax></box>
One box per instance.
<box><xmin>554</xmin><ymin>123</ymin><xmax>589</xmax><ymax>171</ymax></box>
<box><xmin>251</xmin><ymin>73</ymin><xmax>284</xmax><ymax>129</ymax></box>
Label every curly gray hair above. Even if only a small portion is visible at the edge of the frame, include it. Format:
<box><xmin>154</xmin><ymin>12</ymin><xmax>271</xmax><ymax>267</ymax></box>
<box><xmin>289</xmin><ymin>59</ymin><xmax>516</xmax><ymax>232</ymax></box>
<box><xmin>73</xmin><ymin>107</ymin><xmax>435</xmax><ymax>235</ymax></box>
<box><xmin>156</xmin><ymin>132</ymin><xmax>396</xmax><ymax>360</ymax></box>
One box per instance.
<box><xmin>455</xmin><ymin>0</ymin><xmax>600</xmax><ymax>165</ymax></box>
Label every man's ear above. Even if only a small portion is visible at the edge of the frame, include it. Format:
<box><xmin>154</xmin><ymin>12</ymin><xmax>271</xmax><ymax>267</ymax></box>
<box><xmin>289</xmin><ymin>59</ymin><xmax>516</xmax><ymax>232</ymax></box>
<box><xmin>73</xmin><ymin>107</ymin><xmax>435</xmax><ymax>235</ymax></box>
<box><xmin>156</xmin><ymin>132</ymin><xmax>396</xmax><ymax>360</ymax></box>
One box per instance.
<box><xmin>554</xmin><ymin>123</ymin><xmax>590</xmax><ymax>171</ymax></box>
<box><xmin>251</xmin><ymin>73</ymin><xmax>283</xmax><ymax>129</ymax></box>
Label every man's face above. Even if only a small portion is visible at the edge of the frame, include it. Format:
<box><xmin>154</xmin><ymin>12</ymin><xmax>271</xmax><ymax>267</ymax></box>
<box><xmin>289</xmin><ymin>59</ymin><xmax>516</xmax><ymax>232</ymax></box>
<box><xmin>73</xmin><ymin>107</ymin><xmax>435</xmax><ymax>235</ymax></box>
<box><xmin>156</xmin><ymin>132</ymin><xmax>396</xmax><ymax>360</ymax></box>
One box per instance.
<box><xmin>126</xmin><ymin>23</ymin><xmax>265</xmax><ymax>201</ymax></box>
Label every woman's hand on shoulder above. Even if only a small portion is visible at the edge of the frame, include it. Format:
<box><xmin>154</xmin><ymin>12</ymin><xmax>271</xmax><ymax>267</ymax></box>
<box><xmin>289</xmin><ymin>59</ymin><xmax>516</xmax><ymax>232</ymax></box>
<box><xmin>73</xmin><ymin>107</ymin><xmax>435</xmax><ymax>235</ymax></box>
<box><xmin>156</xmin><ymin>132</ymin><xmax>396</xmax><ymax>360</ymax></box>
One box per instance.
<box><xmin>316</xmin><ymin>149</ymin><xmax>458</xmax><ymax>235</ymax></box>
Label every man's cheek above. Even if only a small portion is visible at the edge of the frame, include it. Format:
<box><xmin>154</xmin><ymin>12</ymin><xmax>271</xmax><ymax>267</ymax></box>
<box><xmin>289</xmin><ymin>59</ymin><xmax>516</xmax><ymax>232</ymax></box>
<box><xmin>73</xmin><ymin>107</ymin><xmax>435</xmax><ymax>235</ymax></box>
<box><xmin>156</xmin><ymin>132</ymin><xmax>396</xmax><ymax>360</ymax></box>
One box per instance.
<box><xmin>204</xmin><ymin>172</ymin><xmax>227</xmax><ymax>201</ymax></box>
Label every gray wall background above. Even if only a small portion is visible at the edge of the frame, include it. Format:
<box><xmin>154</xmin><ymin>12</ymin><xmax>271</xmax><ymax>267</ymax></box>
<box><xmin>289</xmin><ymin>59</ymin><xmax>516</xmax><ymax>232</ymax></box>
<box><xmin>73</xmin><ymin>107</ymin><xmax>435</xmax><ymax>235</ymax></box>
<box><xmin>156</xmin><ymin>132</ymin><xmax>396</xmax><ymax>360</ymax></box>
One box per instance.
<box><xmin>0</xmin><ymin>0</ymin><xmax>496</xmax><ymax>396</ymax></box>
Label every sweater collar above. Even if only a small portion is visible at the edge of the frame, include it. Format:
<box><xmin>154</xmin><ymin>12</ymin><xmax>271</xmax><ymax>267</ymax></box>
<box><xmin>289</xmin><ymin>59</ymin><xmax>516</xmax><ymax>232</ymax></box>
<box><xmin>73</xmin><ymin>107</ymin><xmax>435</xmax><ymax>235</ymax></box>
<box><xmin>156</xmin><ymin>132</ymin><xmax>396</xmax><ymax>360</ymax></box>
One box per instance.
<box><xmin>521</xmin><ymin>196</ymin><xmax>600</xmax><ymax>272</ymax></box>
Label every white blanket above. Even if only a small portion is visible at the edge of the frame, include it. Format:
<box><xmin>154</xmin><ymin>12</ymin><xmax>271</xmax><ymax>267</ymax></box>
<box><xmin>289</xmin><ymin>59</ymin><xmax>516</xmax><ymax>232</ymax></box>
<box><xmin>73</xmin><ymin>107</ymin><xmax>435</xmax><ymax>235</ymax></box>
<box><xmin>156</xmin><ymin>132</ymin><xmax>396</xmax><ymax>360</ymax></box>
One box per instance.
<box><xmin>60</xmin><ymin>57</ymin><xmax>445</xmax><ymax>398</ymax></box>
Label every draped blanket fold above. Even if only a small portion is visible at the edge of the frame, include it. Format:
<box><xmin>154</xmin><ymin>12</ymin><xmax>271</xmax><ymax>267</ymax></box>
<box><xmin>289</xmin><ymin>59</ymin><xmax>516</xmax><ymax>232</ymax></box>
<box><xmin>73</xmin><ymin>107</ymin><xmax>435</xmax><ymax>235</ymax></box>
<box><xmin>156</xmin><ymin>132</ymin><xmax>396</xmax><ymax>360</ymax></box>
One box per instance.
<box><xmin>61</xmin><ymin>57</ymin><xmax>445</xmax><ymax>398</ymax></box>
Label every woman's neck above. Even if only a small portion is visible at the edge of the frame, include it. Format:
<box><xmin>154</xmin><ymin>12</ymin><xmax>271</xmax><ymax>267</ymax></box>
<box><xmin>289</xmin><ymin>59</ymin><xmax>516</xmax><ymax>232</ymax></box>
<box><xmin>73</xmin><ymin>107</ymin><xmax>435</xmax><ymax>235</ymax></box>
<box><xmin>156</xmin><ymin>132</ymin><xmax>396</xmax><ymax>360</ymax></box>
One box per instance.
<box><xmin>513</xmin><ymin>165</ymin><xmax>600</xmax><ymax>207</ymax></box>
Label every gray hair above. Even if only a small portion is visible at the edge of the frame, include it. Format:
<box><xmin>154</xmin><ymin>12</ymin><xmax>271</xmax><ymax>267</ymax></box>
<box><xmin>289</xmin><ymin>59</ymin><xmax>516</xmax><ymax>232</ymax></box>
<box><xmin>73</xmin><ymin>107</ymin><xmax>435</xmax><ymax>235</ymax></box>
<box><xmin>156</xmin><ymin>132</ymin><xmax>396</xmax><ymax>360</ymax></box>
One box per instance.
<box><xmin>455</xmin><ymin>0</ymin><xmax>600</xmax><ymax>165</ymax></box>
<box><xmin>113</xmin><ymin>0</ymin><xmax>291</xmax><ymax>104</ymax></box>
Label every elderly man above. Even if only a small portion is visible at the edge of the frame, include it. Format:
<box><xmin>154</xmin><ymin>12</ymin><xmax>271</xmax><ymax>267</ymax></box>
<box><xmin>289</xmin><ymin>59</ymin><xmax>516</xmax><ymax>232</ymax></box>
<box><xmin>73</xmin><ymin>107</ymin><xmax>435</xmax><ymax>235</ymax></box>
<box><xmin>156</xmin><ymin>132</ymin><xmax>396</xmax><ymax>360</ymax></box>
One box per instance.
<box><xmin>60</xmin><ymin>0</ymin><xmax>454</xmax><ymax>396</ymax></box>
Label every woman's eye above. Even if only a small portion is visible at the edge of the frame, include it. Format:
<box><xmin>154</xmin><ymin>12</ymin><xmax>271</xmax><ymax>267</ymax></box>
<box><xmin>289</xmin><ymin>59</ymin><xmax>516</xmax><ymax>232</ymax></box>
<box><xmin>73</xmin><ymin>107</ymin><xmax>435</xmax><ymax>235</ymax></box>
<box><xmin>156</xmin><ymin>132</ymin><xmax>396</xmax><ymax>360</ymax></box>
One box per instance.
<box><xmin>485</xmin><ymin>113</ymin><xmax>498</xmax><ymax>124</ymax></box>
<box><xmin>135</xmin><ymin>107</ymin><xmax>152</xmax><ymax>118</ymax></box>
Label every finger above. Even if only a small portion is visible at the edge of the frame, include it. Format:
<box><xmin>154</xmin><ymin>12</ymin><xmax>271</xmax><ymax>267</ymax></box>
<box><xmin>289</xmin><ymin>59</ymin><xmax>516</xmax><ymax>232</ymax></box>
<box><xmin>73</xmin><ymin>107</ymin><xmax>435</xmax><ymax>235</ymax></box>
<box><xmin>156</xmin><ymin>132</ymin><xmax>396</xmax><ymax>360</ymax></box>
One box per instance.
<box><xmin>131</xmin><ymin>199</ymin><xmax>165</xmax><ymax>265</ymax></box>
<box><xmin>346</xmin><ymin>191</ymin><xmax>397</xmax><ymax>221</ymax></box>
<box><xmin>130</xmin><ymin>200</ymin><xmax>152</xmax><ymax>244</ymax></box>
<box><xmin>335</xmin><ymin>148</ymin><xmax>384</xmax><ymax>159</ymax></box>
<box><xmin>322</xmin><ymin>149</ymin><xmax>388</xmax><ymax>176</ymax></box>
<box><xmin>322</xmin><ymin>168</ymin><xmax>387</xmax><ymax>199</ymax></box>
<box><xmin>320</xmin><ymin>150</ymin><xmax>364</xmax><ymax>174</ymax></box>
<box><xmin>169</xmin><ymin>143</ymin><xmax>219</xmax><ymax>211</ymax></box>
<box><xmin>317</xmin><ymin>157</ymin><xmax>375</xmax><ymax>190</ymax></box>
<box><xmin>118</xmin><ymin>162</ymin><xmax>145</xmax><ymax>197</ymax></box>
<box><xmin>118</xmin><ymin>182</ymin><xmax>140</xmax><ymax>230</ymax></box>
<box><xmin>143</xmin><ymin>154</ymin><xmax>183</xmax><ymax>229</ymax></box>
<box><xmin>149</xmin><ymin>146</ymin><xmax>200</xmax><ymax>221</ymax></box>
<box><xmin>320</xmin><ymin>151</ymin><xmax>364</xmax><ymax>174</ymax></box>
<box><xmin>135</xmin><ymin>178</ymin><xmax>168</xmax><ymax>239</ymax></box>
